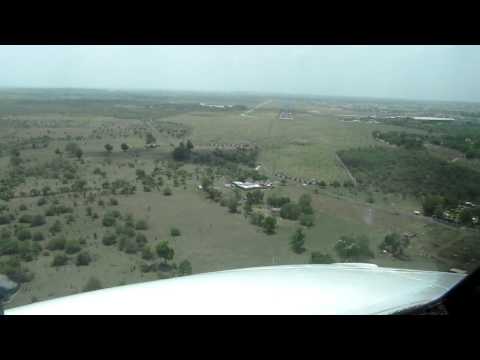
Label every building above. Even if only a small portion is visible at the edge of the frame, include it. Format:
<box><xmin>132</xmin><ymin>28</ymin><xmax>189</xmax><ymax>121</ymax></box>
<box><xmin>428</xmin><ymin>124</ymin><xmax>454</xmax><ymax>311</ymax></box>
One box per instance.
<box><xmin>231</xmin><ymin>181</ymin><xmax>273</xmax><ymax>190</ymax></box>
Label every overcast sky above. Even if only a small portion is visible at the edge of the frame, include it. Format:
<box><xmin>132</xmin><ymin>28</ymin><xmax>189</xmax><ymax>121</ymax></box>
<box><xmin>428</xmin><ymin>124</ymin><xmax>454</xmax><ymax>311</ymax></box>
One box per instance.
<box><xmin>1</xmin><ymin>45</ymin><xmax>480</xmax><ymax>102</ymax></box>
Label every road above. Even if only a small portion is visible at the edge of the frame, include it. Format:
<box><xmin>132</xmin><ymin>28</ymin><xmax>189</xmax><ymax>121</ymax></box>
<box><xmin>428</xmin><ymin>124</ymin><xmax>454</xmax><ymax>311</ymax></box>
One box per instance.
<box><xmin>241</xmin><ymin>99</ymin><xmax>273</xmax><ymax>117</ymax></box>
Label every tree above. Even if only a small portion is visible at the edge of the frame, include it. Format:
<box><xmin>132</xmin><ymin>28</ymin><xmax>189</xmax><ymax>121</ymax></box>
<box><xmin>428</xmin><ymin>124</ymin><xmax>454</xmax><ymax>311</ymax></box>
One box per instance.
<box><xmin>49</xmin><ymin>219</ymin><xmax>63</xmax><ymax>234</ymax></box>
<box><xmin>74</xmin><ymin>147</ymin><xmax>83</xmax><ymax>160</ymax></box>
<box><xmin>76</xmin><ymin>251</ymin><xmax>92</xmax><ymax>266</ymax></box>
<box><xmin>51</xmin><ymin>253</ymin><xmax>69</xmax><ymax>267</ymax></box>
<box><xmin>141</xmin><ymin>245</ymin><xmax>154</xmax><ymax>260</ymax></box>
<box><xmin>246</xmin><ymin>190</ymin><xmax>264</xmax><ymax>205</ymax></box>
<box><xmin>227</xmin><ymin>197</ymin><xmax>239</xmax><ymax>213</ymax></box>
<box><xmin>121</xmin><ymin>143</ymin><xmax>129</xmax><ymax>152</ymax></box>
<box><xmin>299</xmin><ymin>213</ymin><xmax>314</xmax><ymax>227</ymax></box>
<box><xmin>65</xmin><ymin>240</ymin><xmax>81</xmax><ymax>254</ymax></box>
<box><xmin>46</xmin><ymin>236</ymin><xmax>66</xmax><ymax>251</ymax></box>
<box><xmin>163</xmin><ymin>187</ymin><xmax>172</xmax><ymax>196</ymax></box>
<box><xmin>102</xmin><ymin>232</ymin><xmax>117</xmax><ymax>246</ymax></box>
<box><xmin>263</xmin><ymin>216</ymin><xmax>277</xmax><ymax>234</ymax></box>
<box><xmin>17</xmin><ymin>228</ymin><xmax>32</xmax><ymax>241</ymax></box>
<box><xmin>422</xmin><ymin>195</ymin><xmax>444</xmax><ymax>217</ymax></box>
<box><xmin>243</xmin><ymin>201</ymin><xmax>253</xmax><ymax>216</ymax></box>
<box><xmin>32</xmin><ymin>231</ymin><xmax>45</xmax><ymax>242</ymax></box>
<box><xmin>135</xmin><ymin>219</ymin><xmax>148</xmax><ymax>230</ymax></box>
<box><xmin>186</xmin><ymin>140</ymin><xmax>194</xmax><ymax>151</ymax></box>
<box><xmin>298</xmin><ymin>194</ymin><xmax>313</xmax><ymax>214</ymax></box>
<box><xmin>280</xmin><ymin>203</ymin><xmax>301</xmax><ymax>220</ymax></box>
<box><xmin>459</xmin><ymin>208</ymin><xmax>474</xmax><ymax>225</ymax></box>
<box><xmin>335</xmin><ymin>235</ymin><xmax>374</xmax><ymax>262</ymax></box>
<box><xmin>146</xmin><ymin>133</ymin><xmax>156</xmax><ymax>145</ymax></box>
<box><xmin>178</xmin><ymin>259</ymin><xmax>192</xmax><ymax>276</ymax></box>
<box><xmin>136</xmin><ymin>233</ymin><xmax>148</xmax><ymax>246</ymax></box>
<box><xmin>172</xmin><ymin>142</ymin><xmax>190</xmax><ymax>161</ymax></box>
<box><xmin>31</xmin><ymin>214</ymin><xmax>46</xmax><ymax>227</ymax></box>
<box><xmin>310</xmin><ymin>251</ymin><xmax>334</xmax><ymax>264</ymax></box>
<box><xmin>102</xmin><ymin>214</ymin><xmax>116</xmax><ymax>227</ymax></box>
<box><xmin>379</xmin><ymin>232</ymin><xmax>409</xmax><ymax>260</ymax></box>
<box><xmin>290</xmin><ymin>228</ymin><xmax>306</xmax><ymax>254</ymax></box>
<box><xmin>104</xmin><ymin>144</ymin><xmax>113</xmax><ymax>153</ymax></box>
<box><xmin>170</xmin><ymin>227</ymin><xmax>181</xmax><ymax>237</ymax></box>
<box><xmin>156</xmin><ymin>241</ymin><xmax>174</xmax><ymax>263</ymax></box>
<box><xmin>83</xmin><ymin>277</ymin><xmax>103</xmax><ymax>292</ymax></box>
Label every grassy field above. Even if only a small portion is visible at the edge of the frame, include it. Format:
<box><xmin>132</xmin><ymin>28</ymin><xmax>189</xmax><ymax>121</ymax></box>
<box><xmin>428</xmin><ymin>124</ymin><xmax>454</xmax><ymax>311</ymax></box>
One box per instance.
<box><xmin>1</xmin><ymin>90</ymin><xmax>478</xmax><ymax>309</ymax></box>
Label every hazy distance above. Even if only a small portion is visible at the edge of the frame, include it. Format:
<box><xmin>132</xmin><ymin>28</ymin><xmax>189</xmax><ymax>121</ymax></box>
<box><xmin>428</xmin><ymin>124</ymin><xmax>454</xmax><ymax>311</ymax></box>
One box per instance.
<box><xmin>1</xmin><ymin>45</ymin><xmax>480</xmax><ymax>102</ymax></box>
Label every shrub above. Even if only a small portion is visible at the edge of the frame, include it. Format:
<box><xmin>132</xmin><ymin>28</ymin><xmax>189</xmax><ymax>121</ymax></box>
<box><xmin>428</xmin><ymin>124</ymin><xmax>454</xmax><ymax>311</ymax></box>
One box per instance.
<box><xmin>249</xmin><ymin>212</ymin><xmax>265</xmax><ymax>226</ymax></box>
<box><xmin>109</xmin><ymin>198</ymin><xmax>118</xmax><ymax>206</ymax></box>
<box><xmin>170</xmin><ymin>227</ymin><xmax>181</xmax><ymax>237</ymax></box>
<box><xmin>156</xmin><ymin>241</ymin><xmax>174</xmax><ymax>262</ymax></box>
<box><xmin>19</xmin><ymin>204</ymin><xmax>28</xmax><ymax>211</ymax></box>
<box><xmin>0</xmin><ymin>258</ymin><xmax>34</xmax><ymax>283</ymax></box>
<box><xmin>83</xmin><ymin>277</ymin><xmax>103</xmax><ymax>292</ymax></box>
<box><xmin>32</xmin><ymin>231</ymin><xmax>45</xmax><ymax>242</ymax></box>
<box><xmin>102</xmin><ymin>232</ymin><xmax>117</xmax><ymax>246</ymax></box>
<box><xmin>135</xmin><ymin>219</ymin><xmax>148</xmax><ymax>230</ymax></box>
<box><xmin>76</xmin><ymin>251</ymin><xmax>92</xmax><ymax>266</ymax></box>
<box><xmin>46</xmin><ymin>236</ymin><xmax>66</xmax><ymax>251</ymax></box>
<box><xmin>310</xmin><ymin>251</ymin><xmax>334</xmax><ymax>264</ymax></box>
<box><xmin>51</xmin><ymin>253</ymin><xmax>69</xmax><ymax>267</ymax></box>
<box><xmin>31</xmin><ymin>214</ymin><xmax>46</xmax><ymax>227</ymax></box>
<box><xmin>45</xmin><ymin>206</ymin><xmax>56</xmax><ymax>216</ymax></box>
<box><xmin>65</xmin><ymin>240</ymin><xmax>81</xmax><ymax>254</ymax></box>
<box><xmin>163</xmin><ymin>187</ymin><xmax>172</xmax><ymax>196</ymax></box>
<box><xmin>16</xmin><ymin>228</ymin><xmax>32</xmax><ymax>241</ymax></box>
<box><xmin>0</xmin><ymin>238</ymin><xmax>19</xmax><ymax>255</ymax></box>
<box><xmin>49</xmin><ymin>220</ymin><xmax>62</xmax><ymax>234</ymax></box>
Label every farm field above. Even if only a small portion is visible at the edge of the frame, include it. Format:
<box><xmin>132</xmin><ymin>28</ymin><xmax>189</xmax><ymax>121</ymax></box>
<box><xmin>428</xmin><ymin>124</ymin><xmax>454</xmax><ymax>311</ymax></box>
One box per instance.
<box><xmin>1</xmin><ymin>89</ymin><xmax>479</xmax><ymax>309</ymax></box>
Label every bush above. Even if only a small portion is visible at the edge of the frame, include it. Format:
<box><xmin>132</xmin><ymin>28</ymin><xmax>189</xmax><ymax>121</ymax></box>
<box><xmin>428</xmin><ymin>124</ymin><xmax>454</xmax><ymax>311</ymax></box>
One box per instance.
<box><xmin>31</xmin><ymin>214</ymin><xmax>46</xmax><ymax>227</ymax></box>
<box><xmin>45</xmin><ymin>206</ymin><xmax>56</xmax><ymax>216</ymax></box>
<box><xmin>163</xmin><ymin>187</ymin><xmax>172</xmax><ymax>196</ymax></box>
<box><xmin>249</xmin><ymin>212</ymin><xmax>265</xmax><ymax>226</ymax></box>
<box><xmin>19</xmin><ymin>214</ymin><xmax>33</xmax><ymax>224</ymax></box>
<box><xmin>0</xmin><ymin>238</ymin><xmax>19</xmax><ymax>255</ymax></box>
<box><xmin>178</xmin><ymin>259</ymin><xmax>192</xmax><ymax>276</ymax></box>
<box><xmin>102</xmin><ymin>214</ymin><xmax>116</xmax><ymax>227</ymax></box>
<box><xmin>102</xmin><ymin>232</ymin><xmax>117</xmax><ymax>246</ymax></box>
<box><xmin>0</xmin><ymin>258</ymin><xmax>34</xmax><ymax>283</ymax></box>
<box><xmin>83</xmin><ymin>277</ymin><xmax>103</xmax><ymax>292</ymax></box>
<box><xmin>19</xmin><ymin>204</ymin><xmax>28</xmax><ymax>211</ymax></box>
<box><xmin>32</xmin><ymin>231</ymin><xmax>45</xmax><ymax>242</ymax></box>
<box><xmin>46</xmin><ymin>236</ymin><xmax>66</xmax><ymax>251</ymax></box>
<box><xmin>109</xmin><ymin>198</ymin><xmax>119</xmax><ymax>206</ymax></box>
<box><xmin>135</xmin><ymin>219</ymin><xmax>148</xmax><ymax>230</ymax></box>
<box><xmin>65</xmin><ymin>240</ymin><xmax>82</xmax><ymax>254</ymax></box>
<box><xmin>267</xmin><ymin>195</ymin><xmax>291</xmax><ymax>208</ymax></box>
<box><xmin>136</xmin><ymin>233</ymin><xmax>148</xmax><ymax>246</ymax></box>
<box><xmin>170</xmin><ymin>227</ymin><xmax>181</xmax><ymax>237</ymax></box>
<box><xmin>37</xmin><ymin>197</ymin><xmax>47</xmax><ymax>206</ymax></box>
<box><xmin>310</xmin><ymin>251</ymin><xmax>334</xmax><ymax>264</ymax></box>
<box><xmin>51</xmin><ymin>253</ymin><xmax>69</xmax><ymax>267</ymax></box>
<box><xmin>0</xmin><ymin>215</ymin><xmax>11</xmax><ymax>225</ymax></box>
<box><xmin>16</xmin><ymin>228</ymin><xmax>32</xmax><ymax>241</ymax></box>
<box><xmin>299</xmin><ymin>213</ymin><xmax>314</xmax><ymax>227</ymax></box>
<box><xmin>49</xmin><ymin>220</ymin><xmax>62</xmax><ymax>234</ymax></box>
<box><xmin>141</xmin><ymin>245</ymin><xmax>154</xmax><ymax>260</ymax></box>
<box><xmin>156</xmin><ymin>241</ymin><xmax>174</xmax><ymax>262</ymax></box>
<box><xmin>124</xmin><ymin>239</ymin><xmax>139</xmax><ymax>254</ymax></box>
<box><xmin>76</xmin><ymin>251</ymin><xmax>92</xmax><ymax>266</ymax></box>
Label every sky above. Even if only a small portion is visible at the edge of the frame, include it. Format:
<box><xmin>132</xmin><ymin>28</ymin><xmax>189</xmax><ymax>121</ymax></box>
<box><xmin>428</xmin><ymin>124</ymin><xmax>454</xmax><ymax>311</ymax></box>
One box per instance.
<box><xmin>1</xmin><ymin>45</ymin><xmax>480</xmax><ymax>102</ymax></box>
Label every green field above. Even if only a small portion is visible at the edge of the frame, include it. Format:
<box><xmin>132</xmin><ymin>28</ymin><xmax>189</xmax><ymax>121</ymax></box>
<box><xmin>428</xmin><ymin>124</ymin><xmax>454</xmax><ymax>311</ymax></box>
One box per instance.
<box><xmin>1</xmin><ymin>89</ymin><xmax>478</xmax><ymax>309</ymax></box>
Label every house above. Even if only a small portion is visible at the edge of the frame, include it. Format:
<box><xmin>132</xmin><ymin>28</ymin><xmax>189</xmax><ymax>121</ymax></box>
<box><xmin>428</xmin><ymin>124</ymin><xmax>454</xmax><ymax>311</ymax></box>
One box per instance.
<box><xmin>232</xmin><ymin>181</ymin><xmax>263</xmax><ymax>190</ymax></box>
